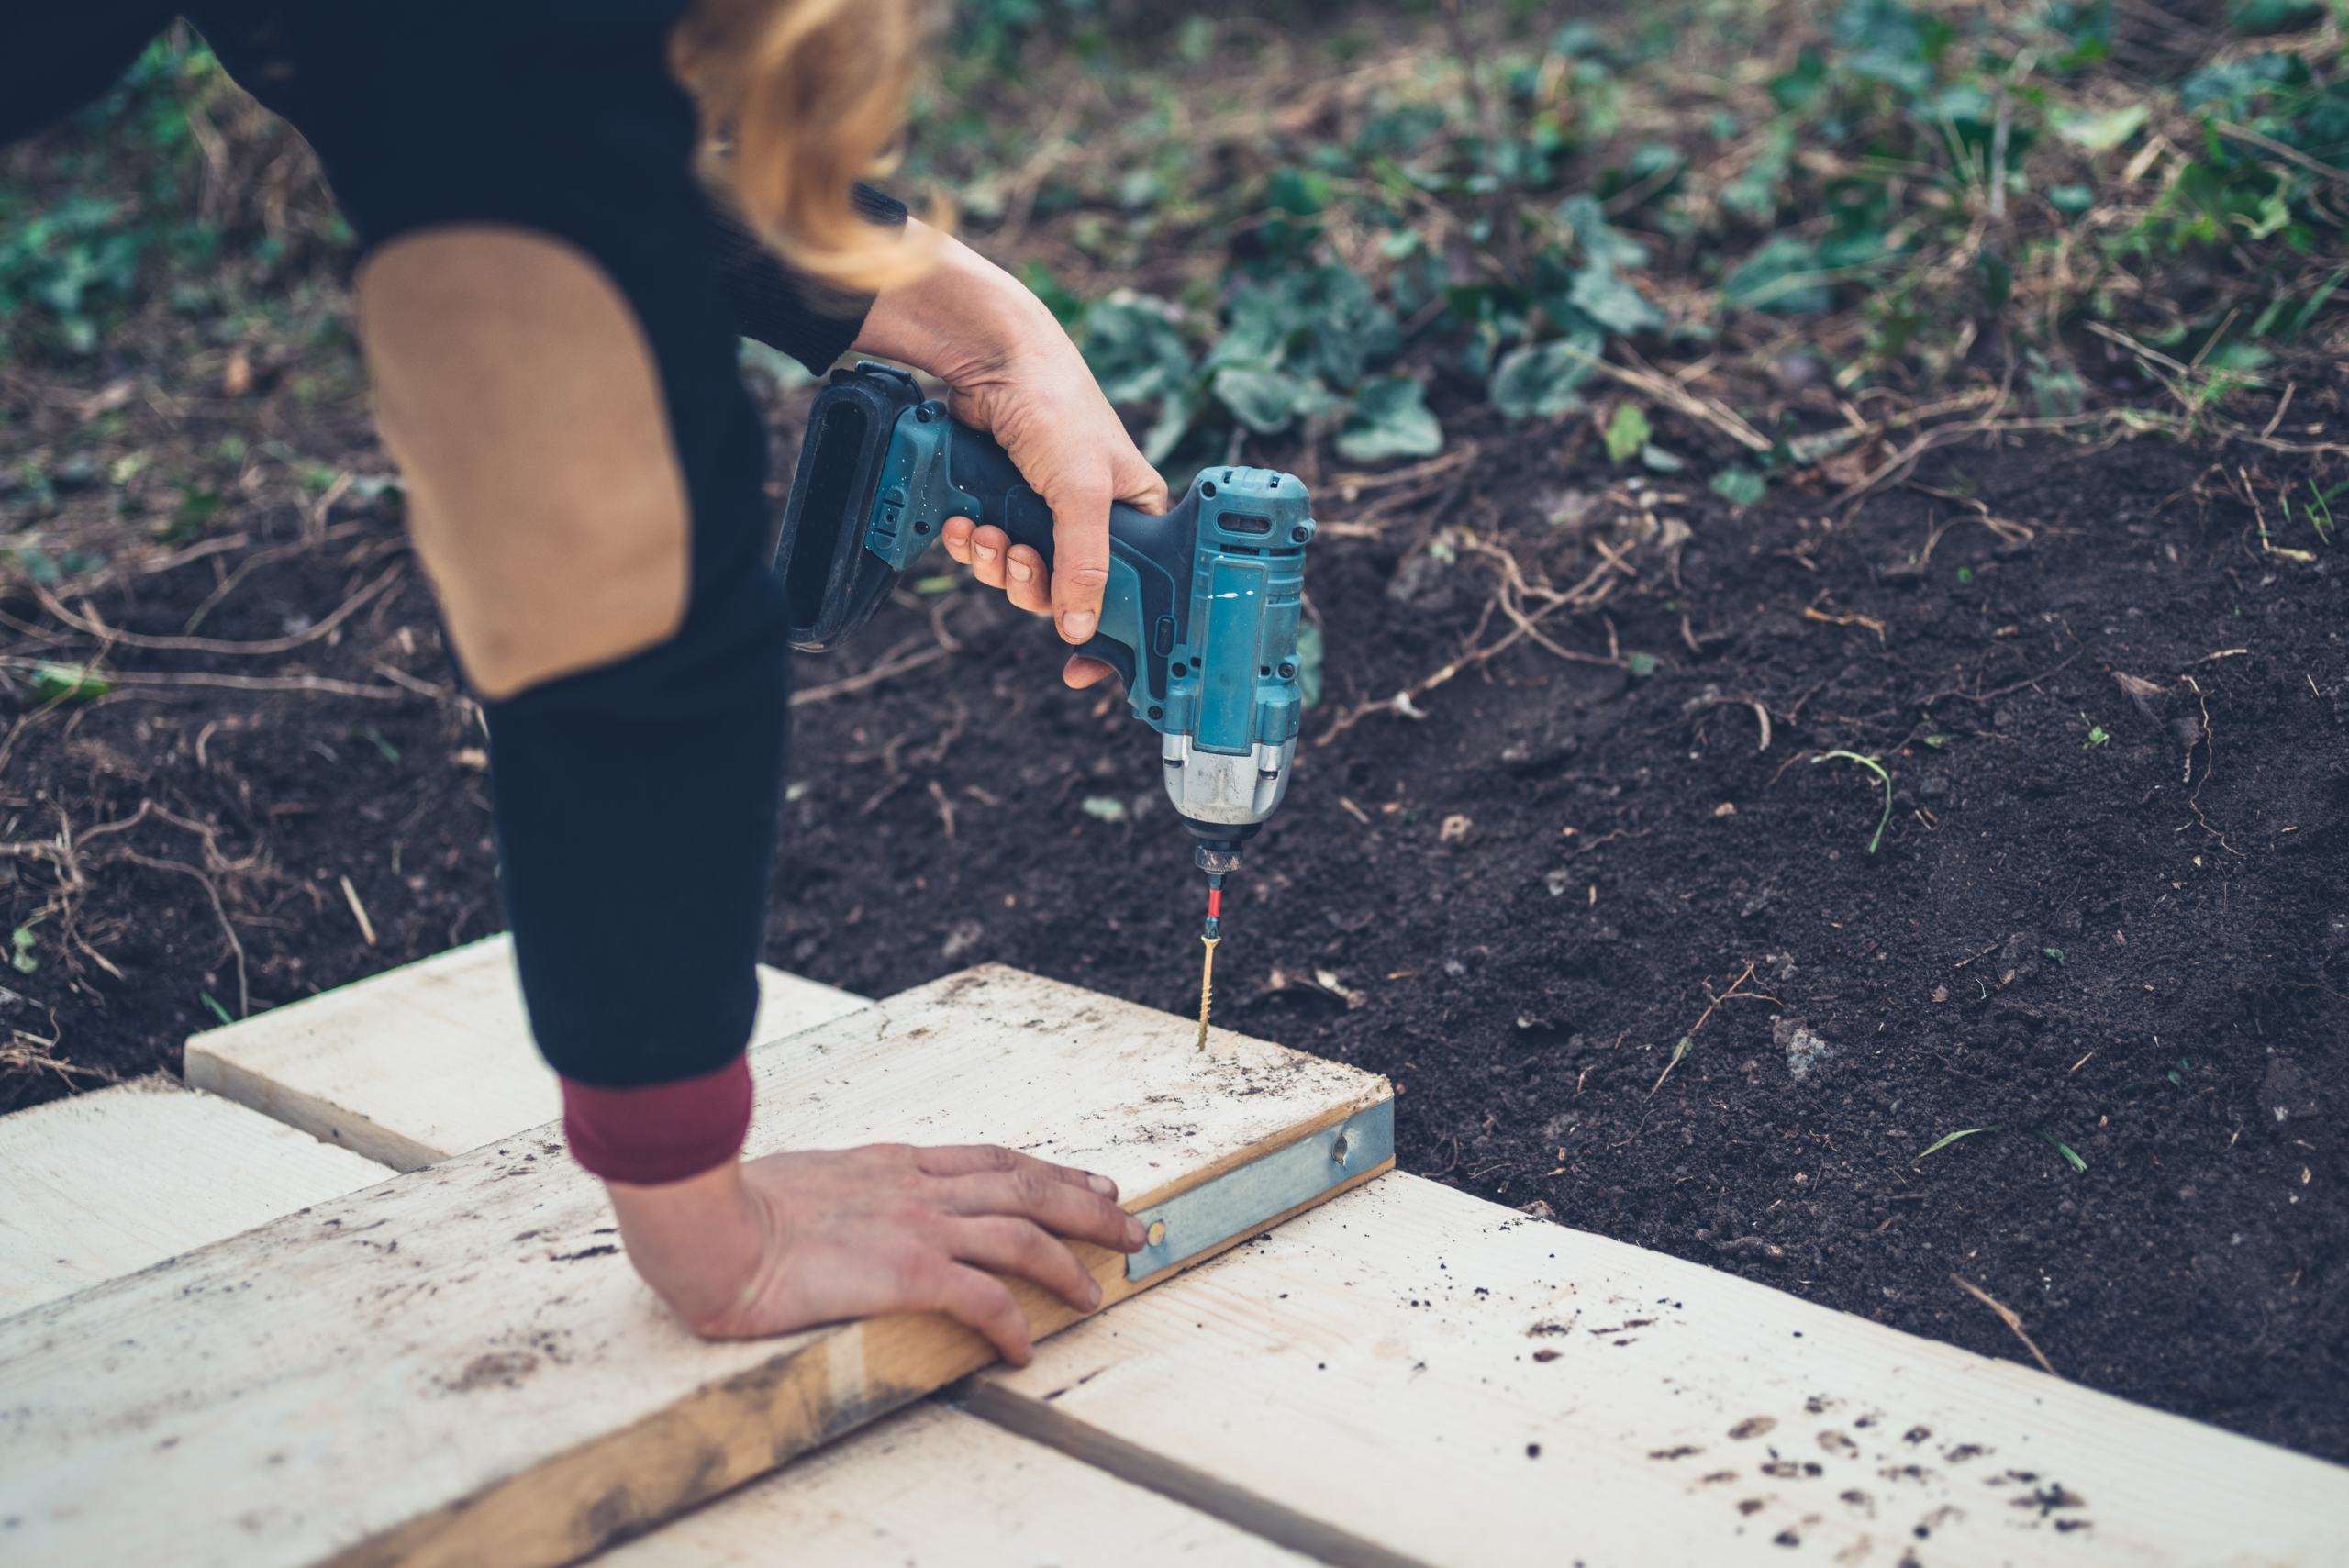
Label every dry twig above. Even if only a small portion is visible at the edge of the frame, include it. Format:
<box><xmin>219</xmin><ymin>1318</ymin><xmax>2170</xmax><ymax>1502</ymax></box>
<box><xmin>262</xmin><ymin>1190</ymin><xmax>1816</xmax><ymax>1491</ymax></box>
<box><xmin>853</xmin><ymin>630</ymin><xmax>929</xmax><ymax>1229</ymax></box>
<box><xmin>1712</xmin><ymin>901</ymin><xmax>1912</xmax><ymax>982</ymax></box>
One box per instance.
<box><xmin>1951</xmin><ymin>1274</ymin><xmax>2057</xmax><ymax>1376</ymax></box>
<box><xmin>35</xmin><ymin>562</ymin><xmax>403</xmax><ymax>656</ymax></box>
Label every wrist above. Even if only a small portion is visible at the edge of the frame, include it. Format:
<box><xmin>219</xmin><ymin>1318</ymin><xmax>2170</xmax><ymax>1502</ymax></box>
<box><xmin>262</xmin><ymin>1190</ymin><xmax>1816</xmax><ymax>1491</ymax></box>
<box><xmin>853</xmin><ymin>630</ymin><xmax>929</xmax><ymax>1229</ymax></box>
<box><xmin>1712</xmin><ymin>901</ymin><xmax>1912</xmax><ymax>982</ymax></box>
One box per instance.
<box><xmin>853</xmin><ymin>222</ymin><xmax>1057</xmax><ymax>386</ymax></box>
<box><xmin>607</xmin><ymin>1158</ymin><xmax>768</xmax><ymax>1335</ymax></box>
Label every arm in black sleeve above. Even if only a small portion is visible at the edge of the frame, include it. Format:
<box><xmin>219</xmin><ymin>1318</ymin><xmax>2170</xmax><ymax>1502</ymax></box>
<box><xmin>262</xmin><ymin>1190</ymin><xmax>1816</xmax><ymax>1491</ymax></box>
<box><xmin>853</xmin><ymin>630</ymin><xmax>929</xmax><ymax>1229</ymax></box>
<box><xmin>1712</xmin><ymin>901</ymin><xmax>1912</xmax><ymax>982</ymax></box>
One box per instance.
<box><xmin>706</xmin><ymin>182</ymin><xmax>908</xmax><ymax>376</ymax></box>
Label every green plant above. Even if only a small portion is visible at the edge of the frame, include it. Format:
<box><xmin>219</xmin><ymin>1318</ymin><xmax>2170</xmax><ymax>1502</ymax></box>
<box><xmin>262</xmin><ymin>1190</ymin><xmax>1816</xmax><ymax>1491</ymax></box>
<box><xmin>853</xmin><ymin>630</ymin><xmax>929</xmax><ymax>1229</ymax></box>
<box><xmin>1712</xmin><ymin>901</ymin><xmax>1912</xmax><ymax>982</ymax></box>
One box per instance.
<box><xmin>2</xmin><ymin>29</ymin><xmax>349</xmax><ymax>365</ymax></box>
<box><xmin>2033</xmin><ymin>1129</ymin><xmax>2088</xmax><ymax>1173</ymax></box>
<box><xmin>1710</xmin><ymin>466</ymin><xmax>1767</xmax><ymax>506</ymax></box>
<box><xmin>200</xmin><ymin>991</ymin><xmax>234</xmax><ymax>1026</ymax></box>
<box><xmin>1920</xmin><ymin>1124</ymin><xmax>1997</xmax><ymax>1158</ymax></box>
<box><xmin>1811</xmin><ymin>750</ymin><xmax>1894</xmax><ymax>853</ymax></box>
<box><xmin>30</xmin><ymin>662</ymin><xmax>112</xmax><ymax>703</ymax></box>
<box><xmin>2305</xmin><ymin>479</ymin><xmax>2343</xmax><ymax>544</ymax></box>
<box><xmin>2122</xmin><ymin>1056</ymin><xmax>2196</xmax><ymax>1093</ymax></box>
<box><xmin>2080</xmin><ymin>713</ymin><xmax>2110</xmax><ymax>747</ymax></box>
<box><xmin>1919</xmin><ymin>1123</ymin><xmax>2087</xmax><ymax>1171</ymax></box>
<box><xmin>1294</xmin><ymin>621</ymin><xmax>1325</xmax><ymax>708</ymax></box>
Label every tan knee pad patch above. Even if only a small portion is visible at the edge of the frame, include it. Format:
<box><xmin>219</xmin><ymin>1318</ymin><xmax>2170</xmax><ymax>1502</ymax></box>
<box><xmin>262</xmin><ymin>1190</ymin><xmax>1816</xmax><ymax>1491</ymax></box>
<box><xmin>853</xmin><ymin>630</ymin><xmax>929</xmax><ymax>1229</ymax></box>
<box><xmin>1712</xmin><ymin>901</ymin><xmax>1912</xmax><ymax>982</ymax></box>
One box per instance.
<box><xmin>358</xmin><ymin>227</ymin><xmax>691</xmax><ymax>699</ymax></box>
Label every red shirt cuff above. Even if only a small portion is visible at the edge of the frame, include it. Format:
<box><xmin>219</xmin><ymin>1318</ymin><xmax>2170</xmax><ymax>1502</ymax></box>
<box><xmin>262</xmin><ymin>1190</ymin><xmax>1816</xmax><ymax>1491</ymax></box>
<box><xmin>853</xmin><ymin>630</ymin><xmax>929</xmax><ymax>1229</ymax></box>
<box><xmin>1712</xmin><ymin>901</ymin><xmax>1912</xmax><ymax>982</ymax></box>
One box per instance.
<box><xmin>561</xmin><ymin>1054</ymin><xmax>752</xmax><ymax>1185</ymax></box>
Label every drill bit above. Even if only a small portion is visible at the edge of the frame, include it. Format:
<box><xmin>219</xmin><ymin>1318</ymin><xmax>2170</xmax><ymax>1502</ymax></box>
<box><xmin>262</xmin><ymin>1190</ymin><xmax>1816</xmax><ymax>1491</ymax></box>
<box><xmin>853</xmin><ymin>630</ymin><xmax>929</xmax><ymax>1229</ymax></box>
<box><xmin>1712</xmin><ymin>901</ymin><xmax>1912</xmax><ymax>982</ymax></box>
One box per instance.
<box><xmin>1194</xmin><ymin>881</ymin><xmax>1223</xmax><ymax>1050</ymax></box>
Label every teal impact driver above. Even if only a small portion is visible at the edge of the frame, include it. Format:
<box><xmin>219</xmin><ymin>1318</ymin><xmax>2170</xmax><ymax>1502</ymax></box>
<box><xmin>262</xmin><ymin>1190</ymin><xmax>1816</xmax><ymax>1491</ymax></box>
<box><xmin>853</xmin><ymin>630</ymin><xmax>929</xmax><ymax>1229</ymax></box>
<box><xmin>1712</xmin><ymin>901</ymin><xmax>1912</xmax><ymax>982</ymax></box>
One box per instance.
<box><xmin>773</xmin><ymin>361</ymin><xmax>1318</xmax><ymax>895</ymax></box>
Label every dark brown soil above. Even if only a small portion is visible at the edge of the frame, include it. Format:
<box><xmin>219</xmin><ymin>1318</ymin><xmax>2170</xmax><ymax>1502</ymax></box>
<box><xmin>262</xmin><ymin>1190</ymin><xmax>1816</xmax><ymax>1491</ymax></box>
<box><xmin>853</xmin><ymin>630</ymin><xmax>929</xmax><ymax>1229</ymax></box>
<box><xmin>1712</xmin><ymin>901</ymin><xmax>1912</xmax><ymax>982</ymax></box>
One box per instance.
<box><xmin>4</xmin><ymin>369</ymin><xmax>2343</xmax><ymax>1466</ymax></box>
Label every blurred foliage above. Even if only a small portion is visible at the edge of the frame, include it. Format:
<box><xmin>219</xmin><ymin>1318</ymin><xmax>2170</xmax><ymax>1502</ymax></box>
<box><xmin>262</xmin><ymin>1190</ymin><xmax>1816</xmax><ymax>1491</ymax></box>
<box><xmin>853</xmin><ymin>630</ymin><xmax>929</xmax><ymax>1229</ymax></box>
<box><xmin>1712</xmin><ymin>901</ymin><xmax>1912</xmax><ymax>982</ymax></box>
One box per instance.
<box><xmin>6</xmin><ymin>2</ymin><xmax>2347</xmax><ymax>501</ymax></box>
<box><xmin>904</xmin><ymin>0</ymin><xmax>2349</xmax><ymax>491</ymax></box>
<box><xmin>0</xmin><ymin>27</ymin><xmax>344</xmax><ymax>365</ymax></box>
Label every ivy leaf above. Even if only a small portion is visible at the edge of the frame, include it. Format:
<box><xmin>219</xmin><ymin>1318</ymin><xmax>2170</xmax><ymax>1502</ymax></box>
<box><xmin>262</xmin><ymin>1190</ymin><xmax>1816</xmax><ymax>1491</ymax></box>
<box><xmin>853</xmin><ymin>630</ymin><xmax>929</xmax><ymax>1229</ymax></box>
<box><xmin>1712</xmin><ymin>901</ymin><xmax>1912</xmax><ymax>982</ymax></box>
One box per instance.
<box><xmin>1568</xmin><ymin>264</ymin><xmax>1664</xmax><ymax>335</ymax></box>
<box><xmin>2050</xmin><ymin>103</ymin><xmax>2148</xmax><ymax>152</ymax></box>
<box><xmin>1204</xmin><ymin>284</ymin><xmax>1297</xmax><ymax>371</ymax></box>
<box><xmin>1213</xmin><ymin>365</ymin><xmax>1332</xmax><ymax>434</ymax></box>
<box><xmin>1139</xmin><ymin>388</ymin><xmax>1198</xmax><ymax>467</ymax></box>
<box><xmin>1490</xmin><ymin>330</ymin><xmax>1601</xmax><ymax>419</ymax></box>
<box><xmin>1710</xmin><ymin>466</ymin><xmax>1768</xmax><ymax>506</ymax></box>
<box><xmin>1832</xmin><ymin>0</ymin><xmax>1940</xmax><ymax>94</ymax></box>
<box><xmin>1206</xmin><ymin>267</ymin><xmax>1398</xmax><ymax>391</ymax></box>
<box><xmin>1080</xmin><ymin>298</ymin><xmax>1199</xmax><ymax>463</ymax></box>
<box><xmin>1556</xmin><ymin>194</ymin><xmax>1648</xmax><ymax>273</ymax></box>
<box><xmin>1725</xmin><ymin>233</ymin><xmax>1832</xmax><ymax>315</ymax></box>
<box><xmin>1604</xmin><ymin>403</ymin><xmax>1653</xmax><ymax>463</ymax></box>
<box><xmin>1292</xmin><ymin>265</ymin><xmax>1401</xmax><ymax>387</ymax></box>
<box><xmin>2229</xmin><ymin>0</ymin><xmax>2324</xmax><ymax>36</ymax></box>
<box><xmin>1336</xmin><ymin>377</ymin><xmax>1443</xmax><ymax>461</ymax></box>
<box><xmin>1081</xmin><ymin>298</ymin><xmax>1195</xmax><ymax>406</ymax></box>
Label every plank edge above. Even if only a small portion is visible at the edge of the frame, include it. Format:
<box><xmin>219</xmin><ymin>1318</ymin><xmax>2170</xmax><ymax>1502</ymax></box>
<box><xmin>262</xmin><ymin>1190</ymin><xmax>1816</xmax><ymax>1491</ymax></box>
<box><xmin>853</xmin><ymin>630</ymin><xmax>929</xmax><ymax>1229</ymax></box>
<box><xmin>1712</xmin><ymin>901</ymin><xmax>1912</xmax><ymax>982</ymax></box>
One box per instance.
<box><xmin>953</xmin><ymin>1378</ymin><xmax>1434</xmax><ymax>1568</ymax></box>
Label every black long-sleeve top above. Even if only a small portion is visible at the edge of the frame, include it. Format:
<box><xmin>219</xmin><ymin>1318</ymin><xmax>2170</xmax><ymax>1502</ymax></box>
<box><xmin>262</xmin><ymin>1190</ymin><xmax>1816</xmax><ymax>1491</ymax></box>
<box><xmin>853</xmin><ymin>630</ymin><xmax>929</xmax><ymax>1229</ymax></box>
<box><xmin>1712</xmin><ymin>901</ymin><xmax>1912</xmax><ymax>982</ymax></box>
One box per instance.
<box><xmin>8</xmin><ymin>2</ymin><xmax>901</xmax><ymax>1182</ymax></box>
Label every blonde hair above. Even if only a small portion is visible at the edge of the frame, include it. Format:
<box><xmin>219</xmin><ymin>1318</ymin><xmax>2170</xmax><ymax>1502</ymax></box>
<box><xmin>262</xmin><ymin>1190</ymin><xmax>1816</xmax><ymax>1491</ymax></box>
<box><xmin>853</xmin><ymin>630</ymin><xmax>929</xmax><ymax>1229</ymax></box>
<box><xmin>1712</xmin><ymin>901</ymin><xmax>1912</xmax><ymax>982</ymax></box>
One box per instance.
<box><xmin>671</xmin><ymin>0</ymin><xmax>942</xmax><ymax>295</ymax></box>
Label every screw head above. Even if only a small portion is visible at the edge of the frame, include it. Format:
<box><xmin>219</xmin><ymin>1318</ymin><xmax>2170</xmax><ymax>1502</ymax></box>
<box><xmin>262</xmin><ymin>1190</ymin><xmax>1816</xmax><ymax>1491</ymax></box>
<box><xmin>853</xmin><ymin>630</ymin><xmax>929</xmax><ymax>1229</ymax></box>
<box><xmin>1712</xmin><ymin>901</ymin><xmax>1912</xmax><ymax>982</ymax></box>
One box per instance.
<box><xmin>1148</xmin><ymin>705</ymin><xmax>1163</xmax><ymax>720</ymax></box>
<box><xmin>1291</xmin><ymin>525</ymin><xmax>1309</xmax><ymax>542</ymax></box>
<box><xmin>1277</xmin><ymin>662</ymin><xmax>1296</xmax><ymax>679</ymax></box>
<box><xmin>1145</xmin><ymin>1220</ymin><xmax>1166</xmax><ymax>1247</ymax></box>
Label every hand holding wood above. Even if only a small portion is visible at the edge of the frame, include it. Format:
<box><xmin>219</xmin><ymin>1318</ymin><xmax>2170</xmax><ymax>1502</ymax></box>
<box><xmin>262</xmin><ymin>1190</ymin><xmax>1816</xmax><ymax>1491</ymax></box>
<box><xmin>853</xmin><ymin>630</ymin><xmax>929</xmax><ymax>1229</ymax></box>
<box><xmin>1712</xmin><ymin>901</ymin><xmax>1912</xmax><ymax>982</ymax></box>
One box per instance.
<box><xmin>606</xmin><ymin>1143</ymin><xmax>1144</xmax><ymax>1363</ymax></box>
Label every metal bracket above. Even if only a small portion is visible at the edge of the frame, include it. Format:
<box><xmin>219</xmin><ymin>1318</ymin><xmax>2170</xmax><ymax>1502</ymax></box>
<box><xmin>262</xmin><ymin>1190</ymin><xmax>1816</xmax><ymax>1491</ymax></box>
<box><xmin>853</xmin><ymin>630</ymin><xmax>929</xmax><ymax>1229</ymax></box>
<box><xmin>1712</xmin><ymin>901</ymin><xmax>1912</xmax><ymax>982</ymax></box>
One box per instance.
<box><xmin>1125</xmin><ymin>1098</ymin><xmax>1393</xmax><ymax>1280</ymax></box>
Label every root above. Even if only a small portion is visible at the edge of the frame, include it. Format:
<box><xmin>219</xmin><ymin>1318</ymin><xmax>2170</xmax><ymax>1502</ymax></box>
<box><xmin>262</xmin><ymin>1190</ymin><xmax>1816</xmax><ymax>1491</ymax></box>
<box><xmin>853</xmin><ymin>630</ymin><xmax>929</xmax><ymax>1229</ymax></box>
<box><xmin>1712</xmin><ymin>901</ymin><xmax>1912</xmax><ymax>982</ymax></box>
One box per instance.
<box><xmin>33</xmin><ymin>562</ymin><xmax>403</xmax><ymax>656</ymax></box>
<box><xmin>1317</xmin><ymin>528</ymin><xmax>1639</xmax><ymax>747</ymax></box>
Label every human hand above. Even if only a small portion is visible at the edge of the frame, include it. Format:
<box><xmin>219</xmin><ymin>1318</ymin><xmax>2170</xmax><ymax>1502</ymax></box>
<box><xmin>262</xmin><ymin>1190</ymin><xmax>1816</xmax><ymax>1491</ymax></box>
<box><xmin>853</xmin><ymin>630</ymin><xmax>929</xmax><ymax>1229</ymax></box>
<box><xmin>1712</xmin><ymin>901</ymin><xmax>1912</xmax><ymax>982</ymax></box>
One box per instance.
<box><xmin>605</xmin><ymin>1143</ymin><xmax>1143</xmax><ymax>1363</ymax></box>
<box><xmin>853</xmin><ymin>225</ymin><xmax>1167</xmax><ymax>689</ymax></box>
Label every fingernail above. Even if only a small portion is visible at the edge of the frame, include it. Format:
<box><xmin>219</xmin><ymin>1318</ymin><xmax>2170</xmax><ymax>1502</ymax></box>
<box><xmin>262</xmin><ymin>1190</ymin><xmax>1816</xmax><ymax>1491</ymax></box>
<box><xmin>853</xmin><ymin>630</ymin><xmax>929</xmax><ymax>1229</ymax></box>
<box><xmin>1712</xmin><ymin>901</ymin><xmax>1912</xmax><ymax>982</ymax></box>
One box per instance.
<box><xmin>1125</xmin><ymin>1216</ymin><xmax>1147</xmax><ymax>1247</ymax></box>
<box><xmin>976</xmin><ymin>545</ymin><xmax>997</xmax><ymax>562</ymax></box>
<box><xmin>1086</xmin><ymin>1279</ymin><xmax>1103</xmax><ymax>1309</ymax></box>
<box><xmin>1062</xmin><ymin>609</ymin><xmax>1097</xmax><ymax>641</ymax></box>
<box><xmin>1086</xmin><ymin>1173</ymin><xmax>1117</xmax><ymax>1195</ymax></box>
<box><xmin>1009</xmin><ymin>560</ymin><xmax>1033</xmax><ymax>583</ymax></box>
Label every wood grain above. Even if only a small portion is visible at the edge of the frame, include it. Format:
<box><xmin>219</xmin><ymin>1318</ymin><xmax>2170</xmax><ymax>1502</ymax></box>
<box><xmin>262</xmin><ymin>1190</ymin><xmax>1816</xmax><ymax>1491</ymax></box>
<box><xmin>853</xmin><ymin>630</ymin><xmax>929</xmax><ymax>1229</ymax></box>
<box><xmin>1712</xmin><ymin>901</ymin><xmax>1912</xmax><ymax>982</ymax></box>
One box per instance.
<box><xmin>0</xmin><ymin>965</ymin><xmax>1390</xmax><ymax>1568</ymax></box>
<box><xmin>597</xmin><ymin>1398</ymin><xmax>1315</xmax><ymax>1567</ymax></box>
<box><xmin>0</xmin><ymin>1075</ymin><xmax>387</xmax><ymax>1318</ymax></box>
<box><xmin>970</xmin><ymin>1172</ymin><xmax>2349</xmax><ymax>1568</ymax></box>
<box><xmin>184</xmin><ymin>935</ymin><xmax>871</xmax><ymax>1169</ymax></box>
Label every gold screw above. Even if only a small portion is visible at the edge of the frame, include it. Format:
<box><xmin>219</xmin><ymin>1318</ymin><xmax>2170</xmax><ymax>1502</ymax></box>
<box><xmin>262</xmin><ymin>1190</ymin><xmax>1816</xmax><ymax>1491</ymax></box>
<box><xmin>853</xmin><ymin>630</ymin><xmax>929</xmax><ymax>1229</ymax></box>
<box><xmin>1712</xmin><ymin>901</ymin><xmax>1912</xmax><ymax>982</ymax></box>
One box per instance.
<box><xmin>1194</xmin><ymin>933</ymin><xmax>1219</xmax><ymax>1050</ymax></box>
<box><xmin>1145</xmin><ymin>1220</ymin><xmax>1166</xmax><ymax>1248</ymax></box>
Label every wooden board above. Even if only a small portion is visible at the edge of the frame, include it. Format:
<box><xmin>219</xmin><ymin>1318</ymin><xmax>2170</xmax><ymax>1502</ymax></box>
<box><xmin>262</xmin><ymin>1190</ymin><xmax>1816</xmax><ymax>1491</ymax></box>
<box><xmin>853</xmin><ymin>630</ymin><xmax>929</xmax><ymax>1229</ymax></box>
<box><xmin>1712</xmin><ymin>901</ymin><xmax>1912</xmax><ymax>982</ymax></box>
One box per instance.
<box><xmin>598</xmin><ymin>1398</ymin><xmax>1314</xmax><ymax>1567</ymax></box>
<box><xmin>0</xmin><ymin>1075</ymin><xmax>387</xmax><ymax>1318</ymax></box>
<box><xmin>184</xmin><ymin>934</ymin><xmax>871</xmax><ymax>1170</ymax></box>
<box><xmin>969</xmin><ymin>1173</ymin><xmax>2349</xmax><ymax>1568</ymax></box>
<box><xmin>0</xmin><ymin>965</ymin><xmax>1390</xmax><ymax>1568</ymax></box>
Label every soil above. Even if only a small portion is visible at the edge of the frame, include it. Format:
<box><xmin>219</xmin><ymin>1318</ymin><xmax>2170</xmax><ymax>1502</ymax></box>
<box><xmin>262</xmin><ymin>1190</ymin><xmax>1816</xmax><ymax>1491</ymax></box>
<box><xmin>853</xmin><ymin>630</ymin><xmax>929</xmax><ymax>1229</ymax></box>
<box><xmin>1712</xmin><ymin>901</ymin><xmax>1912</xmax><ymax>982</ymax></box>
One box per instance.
<box><xmin>2</xmin><ymin>370</ymin><xmax>2343</xmax><ymax>1466</ymax></box>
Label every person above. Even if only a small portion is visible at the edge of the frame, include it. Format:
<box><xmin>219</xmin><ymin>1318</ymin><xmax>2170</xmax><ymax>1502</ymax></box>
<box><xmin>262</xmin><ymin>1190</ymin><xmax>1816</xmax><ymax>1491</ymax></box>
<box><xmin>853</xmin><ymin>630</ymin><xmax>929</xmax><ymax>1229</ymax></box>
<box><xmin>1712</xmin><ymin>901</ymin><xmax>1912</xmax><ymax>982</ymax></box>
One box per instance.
<box><xmin>7</xmin><ymin>0</ymin><xmax>1168</xmax><ymax>1364</ymax></box>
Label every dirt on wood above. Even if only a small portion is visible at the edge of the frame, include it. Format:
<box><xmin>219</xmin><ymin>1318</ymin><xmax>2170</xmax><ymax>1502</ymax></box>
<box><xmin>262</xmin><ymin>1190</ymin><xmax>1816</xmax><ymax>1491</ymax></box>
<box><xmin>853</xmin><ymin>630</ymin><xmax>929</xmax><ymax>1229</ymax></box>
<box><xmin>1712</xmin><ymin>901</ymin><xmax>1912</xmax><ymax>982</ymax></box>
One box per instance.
<box><xmin>2</xmin><ymin>370</ymin><xmax>2343</xmax><ymax>1468</ymax></box>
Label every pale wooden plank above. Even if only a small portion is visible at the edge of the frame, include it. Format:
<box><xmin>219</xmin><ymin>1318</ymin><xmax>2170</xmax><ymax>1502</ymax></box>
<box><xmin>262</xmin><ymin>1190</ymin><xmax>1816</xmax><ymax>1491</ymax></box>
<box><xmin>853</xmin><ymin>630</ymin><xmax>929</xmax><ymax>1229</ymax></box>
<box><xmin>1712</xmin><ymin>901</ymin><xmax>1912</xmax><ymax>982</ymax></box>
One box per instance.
<box><xmin>601</xmin><ymin>1399</ymin><xmax>1315</xmax><ymax>1568</ymax></box>
<box><xmin>0</xmin><ymin>965</ymin><xmax>1390</xmax><ymax>1568</ymax></box>
<box><xmin>184</xmin><ymin>934</ymin><xmax>870</xmax><ymax>1170</ymax></box>
<box><xmin>0</xmin><ymin>1075</ymin><xmax>387</xmax><ymax>1318</ymax></box>
<box><xmin>971</xmin><ymin>1173</ymin><xmax>2349</xmax><ymax>1568</ymax></box>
